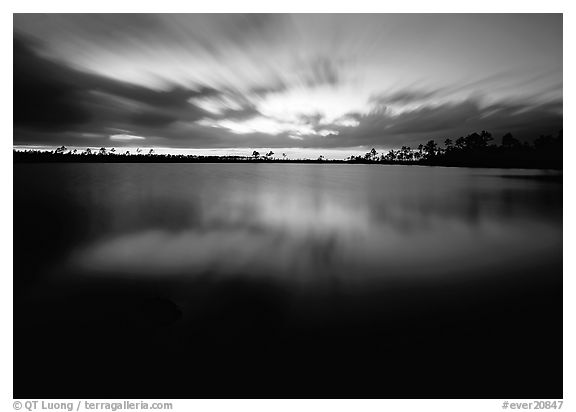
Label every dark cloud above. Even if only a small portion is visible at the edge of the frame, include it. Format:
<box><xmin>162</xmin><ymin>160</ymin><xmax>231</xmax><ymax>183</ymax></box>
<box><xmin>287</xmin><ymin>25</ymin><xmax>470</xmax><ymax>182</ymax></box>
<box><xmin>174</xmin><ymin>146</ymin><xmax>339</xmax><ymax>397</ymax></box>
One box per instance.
<box><xmin>112</xmin><ymin>84</ymin><xmax>218</xmax><ymax>110</ymax></box>
<box><xmin>13</xmin><ymin>35</ymin><xmax>219</xmax><ymax>145</ymax></box>
<box><xmin>217</xmin><ymin>105</ymin><xmax>261</xmax><ymax>122</ymax></box>
<box><xmin>129</xmin><ymin>111</ymin><xmax>180</xmax><ymax>128</ymax></box>
<box><xmin>320</xmin><ymin>98</ymin><xmax>563</xmax><ymax>149</ymax></box>
<box><xmin>13</xmin><ymin>36</ymin><xmax>92</xmax><ymax>131</ymax></box>
<box><xmin>14</xmin><ymin>14</ymin><xmax>290</xmax><ymax>75</ymax></box>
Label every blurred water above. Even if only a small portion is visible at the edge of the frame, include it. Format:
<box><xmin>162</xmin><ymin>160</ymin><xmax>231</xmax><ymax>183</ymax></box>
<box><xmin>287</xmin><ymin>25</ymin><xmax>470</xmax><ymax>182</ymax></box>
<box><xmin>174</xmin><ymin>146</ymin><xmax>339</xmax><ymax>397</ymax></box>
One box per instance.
<box><xmin>15</xmin><ymin>163</ymin><xmax>562</xmax><ymax>284</ymax></box>
<box><xmin>13</xmin><ymin>163</ymin><xmax>563</xmax><ymax>398</ymax></box>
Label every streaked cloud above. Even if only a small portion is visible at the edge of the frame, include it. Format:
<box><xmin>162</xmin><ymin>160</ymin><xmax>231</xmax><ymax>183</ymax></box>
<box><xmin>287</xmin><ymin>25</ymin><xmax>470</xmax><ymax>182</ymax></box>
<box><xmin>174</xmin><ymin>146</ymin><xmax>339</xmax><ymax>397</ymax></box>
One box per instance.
<box><xmin>13</xmin><ymin>14</ymin><xmax>562</xmax><ymax>152</ymax></box>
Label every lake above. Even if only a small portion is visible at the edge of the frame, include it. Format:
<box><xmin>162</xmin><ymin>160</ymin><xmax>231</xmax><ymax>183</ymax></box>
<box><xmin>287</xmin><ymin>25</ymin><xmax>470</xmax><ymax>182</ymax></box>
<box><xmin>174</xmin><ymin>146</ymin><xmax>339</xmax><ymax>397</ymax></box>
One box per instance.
<box><xmin>14</xmin><ymin>163</ymin><xmax>563</xmax><ymax>398</ymax></box>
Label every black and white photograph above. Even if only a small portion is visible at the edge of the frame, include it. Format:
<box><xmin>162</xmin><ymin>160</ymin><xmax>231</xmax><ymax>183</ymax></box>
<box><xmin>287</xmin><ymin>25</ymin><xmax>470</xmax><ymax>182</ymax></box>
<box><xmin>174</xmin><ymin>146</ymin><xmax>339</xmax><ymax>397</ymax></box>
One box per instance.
<box><xmin>11</xmin><ymin>12</ymin><xmax>565</xmax><ymax>403</ymax></box>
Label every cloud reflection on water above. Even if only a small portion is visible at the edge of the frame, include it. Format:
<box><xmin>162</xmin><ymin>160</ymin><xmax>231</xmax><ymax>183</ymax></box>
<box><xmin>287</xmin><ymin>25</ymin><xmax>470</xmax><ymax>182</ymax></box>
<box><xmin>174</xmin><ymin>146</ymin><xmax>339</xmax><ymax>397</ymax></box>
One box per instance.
<box><xmin>67</xmin><ymin>164</ymin><xmax>561</xmax><ymax>285</ymax></box>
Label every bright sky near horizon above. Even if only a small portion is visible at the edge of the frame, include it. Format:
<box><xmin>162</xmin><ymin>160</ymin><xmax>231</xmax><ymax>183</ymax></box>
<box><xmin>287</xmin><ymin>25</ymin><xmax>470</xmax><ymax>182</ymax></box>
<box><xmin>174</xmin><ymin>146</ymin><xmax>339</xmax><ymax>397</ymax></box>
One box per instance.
<box><xmin>14</xmin><ymin>14</ymin><xmax>562</xmax><ymax>155</ymax></box>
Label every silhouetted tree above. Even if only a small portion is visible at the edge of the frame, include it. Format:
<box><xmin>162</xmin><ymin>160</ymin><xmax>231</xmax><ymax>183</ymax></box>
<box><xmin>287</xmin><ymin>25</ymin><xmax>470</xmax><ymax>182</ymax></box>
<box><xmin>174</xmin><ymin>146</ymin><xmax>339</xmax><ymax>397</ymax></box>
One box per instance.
<box><xmin>383</xmin><ymin>149</ymin><xmax>397</xmax><ymax>161</ymax></box>
<box><xmin>463</xmin><ymin>131</ymin><xmax>493</xmax><ymax>150</ymax></box>
<box><xmin>415</xmin><ymin>144</ymin><xmax>423</xmax><ymax>160</ymax></box>
<box><xmin>455</xmin><ymin>136</ymin><xmax>466</xmax><ymax>150</ymax></box>
<box><xmin>501</xmin><ymin>133</ymin><xmax>521</xmax><ymax>149</ymax></box>
<box><xmin>400</xmin><ymin>146</ymin><xmax>413</xmax><ymax>161</ymax></box>
<box><xmin>13</xmin><ymin>128</ymin><xmax>562</xmax><ymax>170</ymax></box>
<box><xmin>423</xmin><ymin>140</ymin><xmax>438</xmax><ymax>158</ymax></box>
<box><xmin>481</xmin><ymin>130</ymin><xmax>493</xmax><ymax>146</ymax></box>
<box><xmin>534</xmin><ymin>133</ymin><xmax>561</xmax><ymax>150</ymax></box>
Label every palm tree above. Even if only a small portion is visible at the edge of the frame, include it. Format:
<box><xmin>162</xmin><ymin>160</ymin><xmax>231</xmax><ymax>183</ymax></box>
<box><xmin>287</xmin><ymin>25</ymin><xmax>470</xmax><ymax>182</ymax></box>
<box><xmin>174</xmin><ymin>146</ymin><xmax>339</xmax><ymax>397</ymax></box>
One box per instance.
<box><xmin>136</xmin><ymin>148</ymin><xmax>143</xmax><ymax>154</ymax></box>
<box><xmin>252</xmin><ymin>150</ymin><xmax>260</xmax><ymax>159</ymax></box>
<box><xmin>148</xmin><ymin>149</ymin><xmax>154</xmax><ymax>155</ymax></box>
<box><xmin>282</xmin><ymin>153</ymin><xmax>287</xmax><ymax>160</ymax></box>
<box><xmin>85</xmin><ymin>148</ymin><xmax>92</xmax><ymax>155</ymax></box>
<box><xmin>99</xmin><ymin>147</ymin><xmax>107</xmax><ymax>155</ymax></box>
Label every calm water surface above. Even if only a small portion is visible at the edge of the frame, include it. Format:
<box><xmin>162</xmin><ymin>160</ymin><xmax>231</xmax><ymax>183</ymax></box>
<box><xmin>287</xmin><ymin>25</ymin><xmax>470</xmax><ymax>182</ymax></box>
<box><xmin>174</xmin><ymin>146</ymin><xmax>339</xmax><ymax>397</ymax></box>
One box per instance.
<box><xmin>14</xmin><ymin>163</ymin><xmax>563</xmax><ymax>398</ymax></box>
<box><xmin>17</xmin><ymin>163</ymin><xmax>562</xmax><ymax>282</ymax></box>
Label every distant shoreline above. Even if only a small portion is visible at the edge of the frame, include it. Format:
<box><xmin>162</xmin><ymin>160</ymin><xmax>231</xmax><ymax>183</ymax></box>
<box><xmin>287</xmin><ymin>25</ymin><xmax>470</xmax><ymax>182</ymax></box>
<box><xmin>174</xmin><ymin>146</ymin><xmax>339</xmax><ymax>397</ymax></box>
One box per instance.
<box><xmin>14</xmin><ymin>129</ymin><xmax>563</xmax><ymax>171</ymax></box>
<box><xmin>13</xmin><ymin>151</ymin><xmax>562</xmax><ymax>171</ymax></box>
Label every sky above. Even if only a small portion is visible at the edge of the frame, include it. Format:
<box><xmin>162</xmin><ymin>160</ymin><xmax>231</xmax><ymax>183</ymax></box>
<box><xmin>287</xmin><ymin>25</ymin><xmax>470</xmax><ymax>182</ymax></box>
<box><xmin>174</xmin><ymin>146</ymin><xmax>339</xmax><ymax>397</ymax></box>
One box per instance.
<box><xmin>13</xmin><ymin>14</ymin><xmax>562</xmax><ymax>158</ymax></box>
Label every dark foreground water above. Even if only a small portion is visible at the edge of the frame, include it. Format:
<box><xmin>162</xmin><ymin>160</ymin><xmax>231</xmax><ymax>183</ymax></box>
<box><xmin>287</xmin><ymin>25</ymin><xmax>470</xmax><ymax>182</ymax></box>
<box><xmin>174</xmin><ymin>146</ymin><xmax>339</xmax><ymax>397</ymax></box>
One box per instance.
<box><xmin>14</xmin><ymin>163</ymin><xmax>562</xmax><ymax>398</ymax></box>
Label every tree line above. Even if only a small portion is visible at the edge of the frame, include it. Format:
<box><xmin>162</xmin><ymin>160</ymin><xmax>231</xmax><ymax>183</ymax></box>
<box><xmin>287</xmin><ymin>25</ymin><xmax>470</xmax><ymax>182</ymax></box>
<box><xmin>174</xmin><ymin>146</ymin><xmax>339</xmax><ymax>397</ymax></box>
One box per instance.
<box><xmin>348</xmin><ymin>130</ymin><xmax>561</xmax><ymax>169</ymax></box>
<box><xmin>14</xmin><ymin>130</ymin><xmax>562</xmax><ymax>169</ymax></box>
